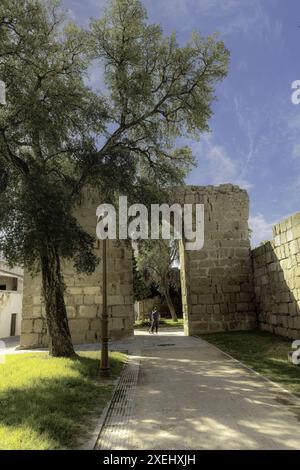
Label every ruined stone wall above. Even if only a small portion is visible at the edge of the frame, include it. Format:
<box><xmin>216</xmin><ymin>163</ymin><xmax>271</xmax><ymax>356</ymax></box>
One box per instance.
<box><xmin>134</xmin><ymin>296</ymin><xmax>160</xmax><ymax>321</ymax></box>
<box><xmin>252</xmin><ymin>213</ymin><xmax>300</xmax><ymax>339</ymax></box>
<box><xmin>20</xmin><ymin>190</ymin><xmax>134</xmax><ymax>348</ymax></box>
<box><xmin>21</xmin><ymin>184</ymin><xmax>258</xmax><ymax>348</ymax></box>
<box><xmin>176</xmin><ymin>185</ymin><xmax>256</xmax><ymax>335</ymax></box>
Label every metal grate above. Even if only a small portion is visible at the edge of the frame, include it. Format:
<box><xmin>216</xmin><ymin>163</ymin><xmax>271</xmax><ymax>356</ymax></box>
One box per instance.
<box><xmin>95</xmin><ymin>349</ymin><xmax>141</xmax><ymax>450</ymax></box>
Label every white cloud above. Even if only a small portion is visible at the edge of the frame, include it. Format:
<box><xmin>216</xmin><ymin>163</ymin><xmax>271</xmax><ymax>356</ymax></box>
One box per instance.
<box><xmin>221</xmin><ymin>1</ymin><xmax>282</xmax><ymax>42</ymax></box>
<box><xmin>288</xmin><ymin>113</ymin><xmax>300</xmax><ymax>130</ymax></box>
<box><xmin>144</xmin><ymin>0</ymin><xmax>239</xmax><ymax>18</ymax></box>
<box><xmin>63</xmin><ymin>0</ymin><xmax>107</xmax><ymax>25</ymax></box>
<box><xmin>189</xmin><ymin>133</ymin><xmax>252</xmax><ymax>190</ymax></box>
<box><xmin>206</xmin><ymin>144</ymin><xmax>236</xmax><ymax>182</ymax></box>
<box><xmin>233</xmin><ymin>96</ymin><xmax>255</xmax><ymax>178</ymax></box>
<box><xmin>249</xmin><ymin>213</ymin><xmax>273</xmax><ymax>247</ymax></box>
<box><xmin>144</xmin><ymin>0</ymin><xmax>283</xmax><ymax>44</ymax></box>
<box><xmin>249</xmin><ymin>212</ymin><xmax>295</xmax><ymax>248</ymax></box>
<box><xmin>292</xmin><ymin>143</ymin><xmax>300</xmax><ymax>158</ymax></box>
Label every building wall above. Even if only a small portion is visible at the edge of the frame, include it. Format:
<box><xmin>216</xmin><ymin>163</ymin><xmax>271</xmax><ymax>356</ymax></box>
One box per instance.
<box><xmin>0</xmin><ymin>275</ymin><xmax>17</xmax><ymax>291</ymax></box>
<box><xmin>0</xmin><ymin>262</ymin><xmax>23</xmax><ymax>338</ymax></box>
<box><xmin>177</xmin><ymin>185</ymin><xmax>256</xmax><ymax>335</ymax></box>
<box><xmin>0</xmin><ymin>292</ymin><xmax>22</xmax><ymax>338</ymax></box>
<box><xmin>252</xmin><ymin>212</ymin><xmax>300</xmax><ymax>339</ymax></box>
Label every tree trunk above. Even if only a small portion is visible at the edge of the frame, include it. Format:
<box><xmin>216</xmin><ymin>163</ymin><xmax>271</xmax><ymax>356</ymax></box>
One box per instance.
<box><xmin>41</xmin><ymin>245</ymin><xmax>76</xmax><ymax>358</ymax></box>
<box><xmin>136</xmin><ymin>301</ymin><xmax>145</xmax><ymax>321</ymax></box>
<box><xmin>164</xmin><ymin>288</ymin><xmax>178</xmax><ymax>322</ymax></box>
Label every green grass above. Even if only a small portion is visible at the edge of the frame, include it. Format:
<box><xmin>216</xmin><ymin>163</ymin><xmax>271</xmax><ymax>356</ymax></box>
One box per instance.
<box><xmin>0</xmin><ymin>351</ymin><xmax>126</xmax><ymax>450</ymax></box>
<box><xmin>201</xmin><ymin>330</ymin><xmax>300</xmax><ymax>396</ymax></box>
<box><xmin>135</xmin><ymin>318</ymin><xmax>184</xmax><ymax>329</ymax></box>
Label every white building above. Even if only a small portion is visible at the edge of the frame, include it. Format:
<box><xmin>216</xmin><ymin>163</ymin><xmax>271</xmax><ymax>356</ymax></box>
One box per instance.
<box><xmin>0</xmin><ymin>257</ymin><xmax>23</xmax><ymax>339</ymax></box>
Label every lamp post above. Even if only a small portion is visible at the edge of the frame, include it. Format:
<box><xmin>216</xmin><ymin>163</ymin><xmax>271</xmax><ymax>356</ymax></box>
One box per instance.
<box><xmin>100</xmin><ymin>235</ymin><xmax>110</xmax><ymax>377</ymax></box>
<box><xmin>0</xmin><ymin>80</ymin><xmax>6</xmax><ymax>106</ymax></box>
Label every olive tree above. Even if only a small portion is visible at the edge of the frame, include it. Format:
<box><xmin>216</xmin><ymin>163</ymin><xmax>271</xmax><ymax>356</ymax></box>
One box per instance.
<box><xmin>0</xmin><ymin>0</ymin><xmax>228</xmax><ymax>357</ymax></box>
<box><xmin>137</xmin><ymin>239</ymin><xmax>180</xmax><ymax>321</ymax></box>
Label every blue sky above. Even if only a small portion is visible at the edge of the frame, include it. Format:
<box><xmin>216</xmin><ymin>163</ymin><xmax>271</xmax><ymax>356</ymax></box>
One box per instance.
<box><xmin>64</xmin><ymin>0</ymin><xmax>300</xmax><ymax>246</ymax></box>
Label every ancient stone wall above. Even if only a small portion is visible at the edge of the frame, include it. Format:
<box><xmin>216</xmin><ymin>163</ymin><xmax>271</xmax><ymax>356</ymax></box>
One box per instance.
<box><xmin>176</xmin><ymin>185</ymin><xmax>256</xmax><ymax>335</ymax></box>
<box><xmin>21</xmin><ymin>184</ymin><xmax>257</xmax><ymax>348</ymax></box>
<box><xmin>134</xmin><ymin>296</ymin><xmax>161</xmax><ymax>321</ymax></box>
<box><xmin>20</xmin><ymin>190</ymin><xmax>134</xmax><ymax>348</ymax></box>
<box><xmin>252</xmin><ymin>213</ymin><xmax>300</xmax><ymax>339</ymax></box>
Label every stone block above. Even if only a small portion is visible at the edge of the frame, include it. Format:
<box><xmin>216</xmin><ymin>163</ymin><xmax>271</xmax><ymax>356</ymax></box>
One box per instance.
<box><xmin>67</xmin><ymin>287</ymin><xmax>83</xmax><ymax>295</ymax></box>
<box><xmin>78</xmin><ymin>305</ymin><xmax>98</xmax><ymax>318</ymax></box>
<box><xmin>83</xmin><ymin>287</ymin><xmax>100</xmax><ymax>296</ymax></box>
<box><xmin>83</xmin><ymin>295</ymin><xmax>96</xmax><ymax>305</ymax></box>
<box><xmin>21</xmin><ymin>319</ymin><xmax>34</xmax><ymax>334</ymax></box>
<box><xmin>108</xmin><ymin>295</ymin><xmax>125</xmax><ymax>305</ymax></box>
<box><xmin>20</xmin><ymin>333</ymin><xmax>41</xmax><ymax>349</ymax></box>
<box><xmin>69</xmin><ymin>319</ymin><xmax>89</xmax><ymax>335</ymax></box>
<box><xmin>66</xmin><ymin>306</ymin><xmax>76</xmax><ymax>318</ymax></box>
<box><xmin>74</xmin><ymin>295</ymin><xmax>84</xmax><ymax>305</ymax></box>
<box><xmin>33</xmin><ymin>318</ymin><xmax>45</xmax><ymax>333</ymax></box>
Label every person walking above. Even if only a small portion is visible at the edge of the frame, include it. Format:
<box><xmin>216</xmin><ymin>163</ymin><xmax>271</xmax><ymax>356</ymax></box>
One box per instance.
<box><xmin>149</xmin><ymin>307</ymin><xmax>160</xmax><ymax>334</ymax></box>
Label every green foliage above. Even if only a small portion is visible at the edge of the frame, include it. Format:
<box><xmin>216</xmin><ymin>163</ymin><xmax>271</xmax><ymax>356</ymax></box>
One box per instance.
<box><xmin>90</xmin><ymin>0</ymin><xmax>229</xmax><ymax>203</ymax></box>
<box><xmin>137</xmin><ymin>239</ymin><xmax>179</xmax><ymax>296</ymax></box>
<box><xmin>0</xmin><ymin>0</ymin><xmax>104</xmax><ymax>273</ymax></box>
<box><xmin>0</xmin><ymin>0</ymin><xmax>229</xmax><ymax>350</ymax></box>
<box><xmin>0</xmin><ymin>0</ymin><xmax>229</xmax><ymax>272</ymax></box>
<box><xmin>0</xmin><ymin>170</ymin><xmax>97</xmax><ymax>272</ymax></box>
<box><xmin>132</xmin><ymin>252</ymin><xmax>149</xmax><ymax>301</ymax></box>
<box><xmin>0</xmin><ymin>0</ymin><xmax>229</xmax><ymax>271</ymax></box>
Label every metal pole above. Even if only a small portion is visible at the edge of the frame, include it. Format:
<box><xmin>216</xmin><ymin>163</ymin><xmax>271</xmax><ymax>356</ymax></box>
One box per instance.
<box><xmin>100</xmin><ymin>237</ymin><xmax>110</xmax><ymax>377</ymax></box>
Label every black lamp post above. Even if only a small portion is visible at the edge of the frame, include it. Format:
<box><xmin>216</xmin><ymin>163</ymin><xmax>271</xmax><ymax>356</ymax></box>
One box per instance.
<box><xmin>0</xmin><ymin>80</ymin><xmax>6</xmax><ymax>106</ymax></box>
<box><xmin>100</xmin><ymin>233</ymin><xmax>110</xmax><ymax>378</ymax></box>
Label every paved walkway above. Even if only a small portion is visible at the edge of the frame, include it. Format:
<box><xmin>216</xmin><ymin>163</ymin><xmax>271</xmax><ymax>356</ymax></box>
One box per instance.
<box><xmin>3</xmin><ymin>330</ymin><xmax>300</xmax><ymax>449</ymax></box>
<box><xmin>97</xmin><ymin>330</ymin><xmax>300</xmax><ymax>450</ymax></box>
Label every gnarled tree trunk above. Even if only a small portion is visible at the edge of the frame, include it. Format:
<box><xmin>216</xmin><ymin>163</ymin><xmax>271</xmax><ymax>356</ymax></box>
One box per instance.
<box><xmin>164</xmin><ymin>287</ymin><xmax>178</xmax><ymax>322</ymax></box>
<box><xmin>41</xmin><ymin>245</ymin><xmax>76</xmax><ymax>357</ymax></box>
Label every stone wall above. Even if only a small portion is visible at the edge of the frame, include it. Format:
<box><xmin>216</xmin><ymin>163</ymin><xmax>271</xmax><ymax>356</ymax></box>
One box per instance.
<box><xmin>134</xmin><ymin>296</ymin><xmax>160</xmax><ymax>321</ymax></box>
<box><xmin>21</xmin><ymin>184</ymin><xmax>258</xmax><ymax>348</ymax></box>
<box><xmin>20</xmin><ymin>190</ymin><xmax>134</xmax><ymax>348</ymax></box>
<box><xmin>176</xmin><ymin>185</ymin><xmax>256</xmax><ymax>335</ymax></box>
<box><xmin>252</xmin><ymin>213</ymin><xmax>300</xmax><ymax>339</ymax></box>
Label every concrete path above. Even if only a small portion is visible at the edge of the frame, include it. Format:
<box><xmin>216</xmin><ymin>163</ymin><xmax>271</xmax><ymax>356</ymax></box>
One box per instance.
<box><xmin>0</xmin><ymin>335</ymin><xmax>20</xmax><ymax>354</ymax></box>
<box><xmin>102</xmin><ymin>330</ymin><xmax>300</xmax><ymax>450</ymax></box>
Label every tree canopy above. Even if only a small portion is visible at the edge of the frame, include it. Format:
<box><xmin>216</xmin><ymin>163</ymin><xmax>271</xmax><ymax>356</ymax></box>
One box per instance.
<box><xmin>0</xmin><ymin>0</ymin><xmax>229</xmax><ymax>356</ymax></box>
<box><xmin>137</xmin><ymin>239</ymin><xmax>180</xmax><ymax>321</ymax></box>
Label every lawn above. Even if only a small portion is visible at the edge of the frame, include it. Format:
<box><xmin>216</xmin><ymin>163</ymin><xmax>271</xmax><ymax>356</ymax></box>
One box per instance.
<box><xmin>135</xmin><ymin>318</ymin><xmax>184</xmax><ymax>329</ymax></box>
<box><xmin>0</xmin><ymin>351</ymin><xmax>126</xmax><ymax>450</ymax></box>
<box><xmin>201</xmin><ymin>330</ymin><xmax>300</xmax><ymax>397</ymax></box>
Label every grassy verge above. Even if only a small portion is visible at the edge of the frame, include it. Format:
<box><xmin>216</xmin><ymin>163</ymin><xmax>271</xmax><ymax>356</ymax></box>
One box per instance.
<box><xmin>201</xmin><ymin>330</ymin><xmax>300</xmax><ymax>397</ymax></box>
<box><xmin>0</xmin><ymin>351</ymin><xmax>126</xmax><ymax>450</ymax></box>
<box><xmin>135</xmin><ymin>318</ymin><xmax>184</xmax><ymax>329</ymax></box>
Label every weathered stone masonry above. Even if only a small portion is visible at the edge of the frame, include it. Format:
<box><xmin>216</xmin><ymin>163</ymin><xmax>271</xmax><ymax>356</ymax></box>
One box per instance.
<box><xmin>176</xmin><ymin>185</ymin><xmax>256</xmax><ymax>335</ymax></box>
<box><xmin>20</xmin><ymin>190</ymin><xmax>134</xmax><ymax>348</ymax></box>
<box><xmin>252</xmin><ymin>212</ymin><xmax>300</xmax><ymax>339</ymax></box>
<box><xmin>20</xmin><ymin>184</ymin><xmax>257</xmax><ymax>348</ymax></box>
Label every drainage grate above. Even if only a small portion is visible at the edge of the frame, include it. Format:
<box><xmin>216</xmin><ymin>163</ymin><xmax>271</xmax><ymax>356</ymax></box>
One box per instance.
<box><xmin>95</xmin><ymin>349</ymin><xmax>141</xmax><ymax>450</ymax></box>
<box><xmin>157</xmin><ymin>343</ymin><xmax>175</xmax><ymax>347</ymax></box>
